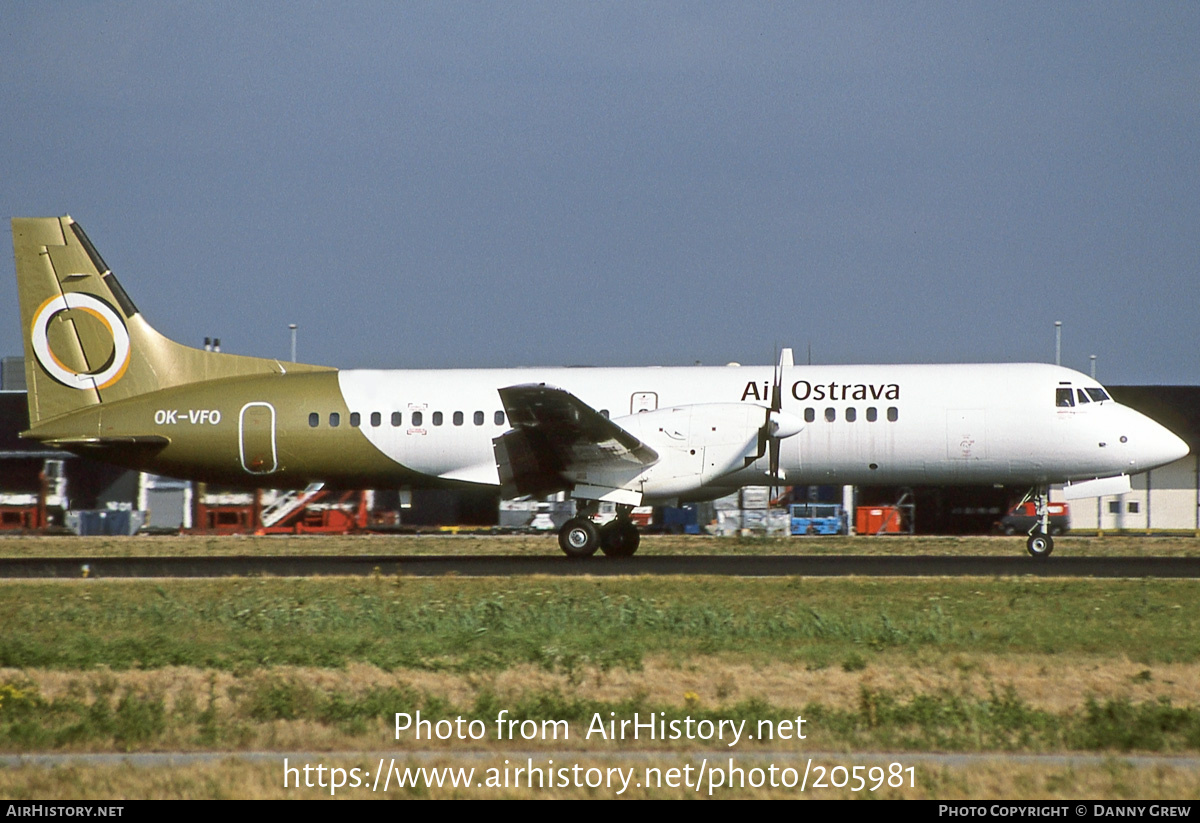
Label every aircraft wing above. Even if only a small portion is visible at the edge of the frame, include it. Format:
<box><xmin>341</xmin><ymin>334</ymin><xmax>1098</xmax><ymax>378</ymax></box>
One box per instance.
<box><xmin>493</xmin><ymin>384</ymin><xmax>659</xmax><ymax>498</ymax></box>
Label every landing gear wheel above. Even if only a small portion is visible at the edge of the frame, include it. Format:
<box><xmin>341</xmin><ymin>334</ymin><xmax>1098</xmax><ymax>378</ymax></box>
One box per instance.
<box><xmin>559</xmin><ymin>517</ymin><xmax>600</xmax><ymax>557</ymax></box>
<box><xmin>600</xmin><ymin>520</ymin><xmax>640</xmax><ymax>557</ymax></box>
<box><xmin>1026</xmin><ymin>530</ymin><xmax>1054</xmax><ymax>558</ymax></box>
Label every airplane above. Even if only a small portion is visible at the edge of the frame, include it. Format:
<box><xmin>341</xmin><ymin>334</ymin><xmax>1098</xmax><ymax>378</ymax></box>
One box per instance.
<box><xmin>10</xmin><ymin>216</ymin><xmax>1191</xmax><ymax>558</ymax></box>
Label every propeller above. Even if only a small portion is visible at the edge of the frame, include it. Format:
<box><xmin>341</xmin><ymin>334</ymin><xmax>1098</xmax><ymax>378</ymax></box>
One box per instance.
<box><xmin>768</xmin><ymin>347</ymin><xmax>792</xmax><ymax>503</ymax></box>
<box><xmin>746</xmin><ymin>347</ymin><xmax>802</xmax><ymax>504</ymax></box>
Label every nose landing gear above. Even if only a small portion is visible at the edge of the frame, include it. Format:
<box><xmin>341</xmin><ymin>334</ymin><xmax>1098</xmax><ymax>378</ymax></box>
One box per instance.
<box><xmin>1022</xmin><ymin>486</ymin><xmax>1054</xmax><ymax>558</ymax></box>
<box><xmin>1026</xmin><ymin>528</ymin><xmax>1053</xmax><ymax>558</ymax></box>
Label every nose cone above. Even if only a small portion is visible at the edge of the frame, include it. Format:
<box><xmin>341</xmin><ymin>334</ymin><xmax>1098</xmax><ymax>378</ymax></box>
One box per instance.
<box><xmin>1134</xmin><ymin>418</ymin><xmax>1190</xmax><ymax>472</ymax></box>
<box><xmin>1157</xmin><ymin>427</ymin><xmax>1191</xmax><ymax>466</ymax></box>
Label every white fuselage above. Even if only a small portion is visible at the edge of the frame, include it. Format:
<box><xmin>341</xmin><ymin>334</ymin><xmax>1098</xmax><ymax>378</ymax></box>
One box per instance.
<box><xmin>335</xmin><ymin>362</ymin><xmax>1188</xmax><ymax>504</ymax></box>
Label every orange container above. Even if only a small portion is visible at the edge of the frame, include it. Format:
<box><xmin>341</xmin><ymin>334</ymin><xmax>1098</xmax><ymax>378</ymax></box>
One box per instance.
<box><xmin>856</xmin><ymin>505</ymin><xmax>901</xmax><ymax>534</ymax></box>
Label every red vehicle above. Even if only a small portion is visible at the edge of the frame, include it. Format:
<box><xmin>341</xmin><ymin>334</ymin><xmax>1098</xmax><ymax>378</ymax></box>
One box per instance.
<box><xmin>996</xmin><ymin>502</ymin><xmax>1069</xmax><ymax>536</ymax></box>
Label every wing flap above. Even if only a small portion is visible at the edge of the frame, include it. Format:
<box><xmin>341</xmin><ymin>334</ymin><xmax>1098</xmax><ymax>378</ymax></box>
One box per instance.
<box><xmin>493</xmin><ymin>384</ymin><xmax>658</xmax><ymax>498</ymax></box>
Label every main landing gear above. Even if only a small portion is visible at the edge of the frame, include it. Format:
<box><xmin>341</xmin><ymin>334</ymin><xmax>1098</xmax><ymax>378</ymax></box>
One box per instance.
<box><xmin>557</xmin><ymin>503</ymin><xmax>641</xmax><ymax>558</ymax></box>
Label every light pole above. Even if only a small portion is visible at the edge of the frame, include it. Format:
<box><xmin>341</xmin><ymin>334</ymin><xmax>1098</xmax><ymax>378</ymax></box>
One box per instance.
<box><xmin>1054</xmin><ymin>321</ymin><xmax>1062</xmax><ymax>366</ymax></box>
<box><xmin>1090</xmin><ymin>354</ymin><xmax>1096</xmax><ymax>379</ymax></box>
<box><xmin>289</xmin><ymin>324</ymin><xmax>297</xmax><ymax>363</ymax></box>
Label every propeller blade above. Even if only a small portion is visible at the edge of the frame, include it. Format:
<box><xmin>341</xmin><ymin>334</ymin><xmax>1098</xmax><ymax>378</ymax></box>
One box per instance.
<box><xmin>769</xmin><ymin>348</ymin><xmax>792</xmax><ymax>499</ymax></box>
<box><xmin>776</xmin><ymin>347</ymin><xmax>794</xmax><ymax>413</ymax></box>
<box><xmin>769</xmin><ymin>436</ymin><xmax>781</xmax><ymax>502</ymax></box>
<box><xmin>748</xmin><ymin>348</ymin><xmax>796</xmax><ymax>474</ymax></box>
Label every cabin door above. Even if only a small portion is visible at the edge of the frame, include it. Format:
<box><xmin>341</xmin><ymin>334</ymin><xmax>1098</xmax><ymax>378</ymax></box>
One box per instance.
<box><xmin>239</xmin><ymin>402</ymin><xmax>278</xmax><ymax>474</ymax></box>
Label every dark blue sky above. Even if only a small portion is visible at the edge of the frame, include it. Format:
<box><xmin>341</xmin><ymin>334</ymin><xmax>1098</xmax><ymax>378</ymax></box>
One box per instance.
<box><xmin>3</xmin><ymin>3</ymin><xmax>1197</xmax><ymax>383</ymax></box>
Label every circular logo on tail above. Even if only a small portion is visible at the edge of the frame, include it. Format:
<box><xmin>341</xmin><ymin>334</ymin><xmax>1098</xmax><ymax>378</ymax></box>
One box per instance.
<box><xmin>30</xmin><ymin>293</ymin><xmax>131</xmax><ymax>390</ymax></box>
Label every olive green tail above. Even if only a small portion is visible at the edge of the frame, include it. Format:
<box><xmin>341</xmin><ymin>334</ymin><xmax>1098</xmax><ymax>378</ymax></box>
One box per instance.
<box><xmin>11</xmin><ymin>216</ymin><xmax>332</xmax><ymax>428</ymax></box>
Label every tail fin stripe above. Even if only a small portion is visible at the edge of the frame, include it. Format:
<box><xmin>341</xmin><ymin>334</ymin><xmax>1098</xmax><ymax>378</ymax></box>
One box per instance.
<box><xmin>67</xmin><ymin>221</ymin><xmax>140</xmax><ymax>316</ymax></box>
<box><xmin>69</xmin><ymin>221</ymin><xmax>110</xmax><ymax>275</ymax></box>
<box><xmin>102</xmin><ymin>273</ymin><xmax>140</xmax><ymax>316</ymax></box>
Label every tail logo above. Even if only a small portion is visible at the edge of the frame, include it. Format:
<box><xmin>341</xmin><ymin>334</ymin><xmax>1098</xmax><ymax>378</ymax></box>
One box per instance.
<box><xmin>30</xmin><ymin>293</ymin><xmax>131</xmax><ymax>390</ymax></box>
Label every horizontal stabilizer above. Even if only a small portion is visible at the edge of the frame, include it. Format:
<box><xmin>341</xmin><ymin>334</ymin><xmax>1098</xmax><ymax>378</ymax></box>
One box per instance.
<box><xmin>1062</xmin><ymin>474</ymin><xmax>1132</xmax><ymax>500</ymax></box>
<box><xmin>38</xmin><ymin>435</ymin><xmax>171</xmax><ymax>448</ymax></box>
<box><xmin>34</xmin><ymin>434</ymin><xmax>171</xmax><ymax>460</ymax></box>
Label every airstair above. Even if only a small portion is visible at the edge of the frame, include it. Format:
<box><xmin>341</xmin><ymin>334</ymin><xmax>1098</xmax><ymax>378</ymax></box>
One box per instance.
<box><xmin>260</xmin><ymin>482</ymin><xmax>326</xmax><ymax>528</ymax></box>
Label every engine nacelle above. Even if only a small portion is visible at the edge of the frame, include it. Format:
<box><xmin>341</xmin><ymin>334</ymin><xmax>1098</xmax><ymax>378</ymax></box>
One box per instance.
<box><xmin>613</xmin><ymin>403</ymin><xmax>790</xmax><ymax>499</ymax></box>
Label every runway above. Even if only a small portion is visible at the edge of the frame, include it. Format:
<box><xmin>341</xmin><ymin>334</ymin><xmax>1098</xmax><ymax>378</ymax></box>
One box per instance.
<box><xmin>2</xmin><ymin>554</ymin><xmax>1200</xmax><ymax>578</ymax></box>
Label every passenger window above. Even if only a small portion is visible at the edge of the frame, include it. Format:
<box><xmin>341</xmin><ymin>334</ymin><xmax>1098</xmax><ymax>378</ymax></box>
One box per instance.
<box><xmin>1056</xmin><ymin>388</ymin><xmax>1075</xmax><ymax>407</ymax></box>
<box><xmin>308</xmin><ymin>412</ymin><xmax>319</xmax><ymax>428</ymax></box>
<box><xmin>494</xmin><ymin>411</ymin><xmax>505</xmax><ymax>425</ymax></box>
<box><xmin>887</xmin><ymin>407</ymin><xmax>898</xmax><ymax>422</ymax></box>
<box><xmin>371</xmin><ymin>411</ymin><xmax>381</xmax><ymax>427</ymax></box>
<box><xmin>845</xmin><ymin>408</ymin><xmax>857</xmax><ymax>422</ymax></box>
<box><xmin>412</xmin><ymin>411</ymin><xmax>423</xmax><ymax>426</ymax></box>
<box><xmin>433</xmin><ymin>412</ymin><xmax>443</xmax><ymax>426</ymax></box>
<box><xmin>600</xmin><ymin>409</ymin><xmax>610</xmax><ymax>419</ymax></box>
<box><xmin>453</xmin><ymin>411</ymin><xmax>463</xmax><ymax>426</ymax></box>
<box><xmin>866</xmin><ymin>407</ymin><xmax>877</xmax><ymax>422</ymax></box>
<box><xmin>824</xmin><ymin>408</ymin><xmax>836</xmax><ymax>422</ymax></box>
<box><xmin>329</xmin><ymin>412</ymin><xmax>340</xmax><ymax>427</ymax></box>
<box><xmin>391</xmin><ymin>411</ymin><xmax>402</xmax><ymax>427</ymax></box>
<box><xmin>474</xmin><ymin>411</ymin><xmax>484</xmax><ymax>426</ymax></box>
<box><xmin>804</xmin><ymin>408</ymin><xmax>815</xmax><ymax>423</ymax></box>
<box><xmin>350</xmin><ymin>412</ymin><xmax>361</xmax><ymax>427</ymax></box>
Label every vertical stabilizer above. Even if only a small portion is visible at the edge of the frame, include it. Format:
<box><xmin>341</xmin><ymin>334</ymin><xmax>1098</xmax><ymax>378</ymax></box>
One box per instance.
<box><xmin>11</xmin><ymin>216</ymin><xmax>330</xmax><ymax>427</ymax></box>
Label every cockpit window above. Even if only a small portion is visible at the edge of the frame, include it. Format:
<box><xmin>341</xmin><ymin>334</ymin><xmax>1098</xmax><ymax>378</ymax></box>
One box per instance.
<box><xmin>1076</xmin><ymin>389</ymin><xmax>1091</xmax><ymax>404</ymax></box>
<box><xmin>1085</xmin><ymin>388</ymin><xmax>1110</xmax><ymax>402</ymax></box>
<box><xmin>1056</xmin><ymin>388</ymin><xmax>1075</xmax><ymax>407</ymax></box>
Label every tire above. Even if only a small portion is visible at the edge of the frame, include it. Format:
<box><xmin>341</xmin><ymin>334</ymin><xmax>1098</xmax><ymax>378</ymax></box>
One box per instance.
<box><xmin>559</xmin><ymin>517</ymin><xmax>600</xmax><ymax>557</ymax></box>
<box><xmin>600</xmin><ymin>520</ymin><xmax>640</xmax><ymax>557</ymax></box>
<box><xmin>1026</xmin><ymin>530</ymin><xmax>1054</xmax><ymax>558</ymax></box>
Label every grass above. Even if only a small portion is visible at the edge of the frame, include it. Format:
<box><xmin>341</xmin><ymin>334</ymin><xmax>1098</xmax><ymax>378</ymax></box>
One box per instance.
<box><xmin>0</xmin><ymin>577</ymin><xmax>1198</xmax><ymax>671</ymax></box>
<box><xmin>4</xmin><ymin>668</ymin><xmax>1200</xmax><ymax>755</ymax></box>
<box><xmin>1</xmin><ymin>532</ymin><xmax>1199</xmax><ymax>558</ymax></box>
<box><xmin>0</xmin><ymin>534</ymin><xmax>1198</xmax><ymax>798</ymax></box>
<box><xmin>3</xmin><ymin>756</ymin><xmax>1200</xmax><ymax>800</ymax></box>
<box><xmin>0</xmin><ymin>575</ymin><xmax>1196</xmax><ymax>758</ymax></box>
